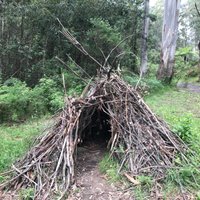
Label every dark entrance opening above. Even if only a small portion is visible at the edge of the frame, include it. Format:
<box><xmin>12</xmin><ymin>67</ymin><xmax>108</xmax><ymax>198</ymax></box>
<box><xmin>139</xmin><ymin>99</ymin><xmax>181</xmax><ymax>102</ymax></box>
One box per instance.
<box><xmin>76</xmin><ymin>108</ymin><xmax>111</xmax><ymax>176</ymax></box>
<box><xmin>75</xmin><ymin>109</ymin><xmax>112</xmax><ymax>197</ymax></box>
<box><xmin>79</xmin><ymin>108</ymin><xmax>111</xmax><ymax>148</ymax></box>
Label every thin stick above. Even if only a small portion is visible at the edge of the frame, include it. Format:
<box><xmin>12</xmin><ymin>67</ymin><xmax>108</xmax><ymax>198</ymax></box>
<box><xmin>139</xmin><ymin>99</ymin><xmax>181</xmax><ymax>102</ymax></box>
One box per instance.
<box><xmin>195</xmin><ymin>3</ymin><xmax>200</xmax><ymax>16</ymax></box>
<box><xmin>66</xmin><ymin>54</ymin><xmax>91</xmax><ymax>79</ymax></box>
<box><xmin>56</xmin><ymin>56</ymin><xmax>88</xmax><ymax>84</ymax></box>
<box><xmin>57</xmin><ymin>18</ymin><xmax>103</xmax><ymax>69</ymax></box>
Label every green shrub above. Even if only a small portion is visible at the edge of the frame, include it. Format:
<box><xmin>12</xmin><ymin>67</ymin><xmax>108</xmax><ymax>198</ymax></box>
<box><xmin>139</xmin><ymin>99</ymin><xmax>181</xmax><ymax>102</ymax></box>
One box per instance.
<box><xmin>173</xmin><ymin>115</ymin><xmax>192</xmax><ymax>143</ymax></box>
<box><xmin>167</xmin><ymin>165</ymin><xmax>200</xmax><ymax>190</ymax></box>
<box><xmin>99</xmin><ymin>153</ymin><xmax>121</xmax><ymax>183</ymax></box>
<box><xmin>0</xmin><ymin>77</ymin><xmax>65</xmax><ymax>123</ymax></box>
<box><xmin>33</xmin><ymin>77</ymin><xmax>64</xmax><ymax>112</ymax></box>
<box><xmin>124</xmin><ymin>75</ymin><xmax>164</xmax><ymax>94</ymax></box>
<box><xmin>0</xmin><ymin>79</ymin><xmax>33</xmax><ymax>122</ymax></box>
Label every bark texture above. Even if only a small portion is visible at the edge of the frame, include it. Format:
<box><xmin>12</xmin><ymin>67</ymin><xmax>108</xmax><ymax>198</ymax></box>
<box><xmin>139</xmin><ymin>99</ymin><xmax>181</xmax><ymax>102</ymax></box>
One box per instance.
<box><xmin>140</xmin><ymin>0</ymin><xmax>150</xmax><ymax>76</ymax></box>
<box><xmin>198</xmin><ymin>41</ymin><xmax>200</xmax><ymax>82</ymax></box>
<box><xmin>157</xmin><ymin>0</ymin><xmax>180</xmax><ymax>83</ymax></box>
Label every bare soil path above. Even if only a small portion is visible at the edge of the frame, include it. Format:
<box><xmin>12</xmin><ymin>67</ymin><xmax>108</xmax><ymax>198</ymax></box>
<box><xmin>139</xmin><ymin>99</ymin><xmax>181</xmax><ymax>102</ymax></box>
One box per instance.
<box><xmin>68</xmin><ymin>142</ymin><xmax>133</xmax><ymax>200</ymax></box>
<box><xmin>177</xmin><ymin>82</ymin><xmax>200</xmax><ymax>93</ymax></box>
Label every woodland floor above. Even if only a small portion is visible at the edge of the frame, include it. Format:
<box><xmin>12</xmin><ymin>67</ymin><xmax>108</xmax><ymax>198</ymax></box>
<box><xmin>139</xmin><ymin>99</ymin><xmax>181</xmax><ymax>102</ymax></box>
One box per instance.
<box><xmin>68</xmin><ymin>142</ymin><xmax>133</xmax><ymax>200</ymax></box>
<box><xmin>177</xmin><ymin>82</ymin><xmax>200</xmax><ymax>93</ymax></box>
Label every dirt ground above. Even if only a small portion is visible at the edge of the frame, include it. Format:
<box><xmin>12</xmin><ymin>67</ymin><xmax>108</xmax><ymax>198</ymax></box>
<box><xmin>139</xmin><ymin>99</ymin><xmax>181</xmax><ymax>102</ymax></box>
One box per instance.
<box><xmin>177</xmin><ymin>82</ymin><xmax>200</xmax><ymax>93</ymax></box>
<box><xmin>0</xmin><ymin>142</ymin><xmax>133</xmax><ymax>200</ymax></box>
<box><xmin>68</xmin><ymin>142</ymin><xmax>133</xmax><ymax>200</ymax></box>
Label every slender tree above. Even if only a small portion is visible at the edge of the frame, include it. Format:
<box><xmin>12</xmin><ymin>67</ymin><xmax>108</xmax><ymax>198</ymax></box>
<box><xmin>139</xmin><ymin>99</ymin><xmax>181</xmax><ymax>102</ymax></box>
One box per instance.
<box><xmin>195</xmin><ymin>3</ymin><xmax>200</xmax><ymax>82</ymax></box>
<box><xmin>140</xmin><ymin>0</ymin><xmax>150</xmax><ymax>76</ymax></box>
<box><xmin>157</xmin><ymin>0</ymin><xmax>181</xmax><ymax>83</ymax></box>
<box><xmin>198</xmin><ymin>41</ymin><xmax>200</xmax><ymax>82</ymax></box>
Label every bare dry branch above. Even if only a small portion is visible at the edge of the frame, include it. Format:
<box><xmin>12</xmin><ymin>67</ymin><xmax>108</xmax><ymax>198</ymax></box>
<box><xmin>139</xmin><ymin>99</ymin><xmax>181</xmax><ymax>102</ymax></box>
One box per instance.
<box><xmin>195</xmin><ymin>3</ymin><xmax>200</xmax><ymax>16</ymax></box>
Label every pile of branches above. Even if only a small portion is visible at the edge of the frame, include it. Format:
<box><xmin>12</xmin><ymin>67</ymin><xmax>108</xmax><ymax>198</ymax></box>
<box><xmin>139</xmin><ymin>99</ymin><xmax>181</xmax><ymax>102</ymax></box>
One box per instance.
<box><xmin>0</xmin><ymin>74</ymin><xmax>187</xmax><ymax>199</ymax></box>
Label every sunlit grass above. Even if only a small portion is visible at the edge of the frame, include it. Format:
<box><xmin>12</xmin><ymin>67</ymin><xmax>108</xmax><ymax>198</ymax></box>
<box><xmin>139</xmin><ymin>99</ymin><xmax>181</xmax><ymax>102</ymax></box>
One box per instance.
<box><xmin>145</xmin><ymin>89</ymin><xmax>200</xmax><ymax>136</ymax></box>
<box><xmin>145</xmin><ymin>88</ymin><xmax>200</xmax><ymax>198</ymax></box>
<box><xmin>0</xmin><ymin>116</ymin><xmax>49</xmax><ymax>173</ymax></box>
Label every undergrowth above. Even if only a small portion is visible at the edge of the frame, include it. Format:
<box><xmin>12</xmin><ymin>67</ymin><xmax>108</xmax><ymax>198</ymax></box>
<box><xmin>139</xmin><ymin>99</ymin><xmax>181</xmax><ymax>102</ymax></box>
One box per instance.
<box><xmin>0</xmin><ymin>116</ymin><xmax>49</xmax><ymax>176</ymax></box>
<box><xmin>123</xmin><ymin>74</ymin><xmax>166</xmax><ymax>95</ymax></box>
<box><xmin>146</xmin><ymin>88</ymin><xmax>200</xmax><ymax>198</ymax></box>
<box><xmin>0</xmin><ymin>75</ymin><xmax>84</xmax><ymax>123</ymax></box>
<box><xmin>99</xmin><ymin>153</ymin><xmax>121</xmax><ymax>183</ymax></box>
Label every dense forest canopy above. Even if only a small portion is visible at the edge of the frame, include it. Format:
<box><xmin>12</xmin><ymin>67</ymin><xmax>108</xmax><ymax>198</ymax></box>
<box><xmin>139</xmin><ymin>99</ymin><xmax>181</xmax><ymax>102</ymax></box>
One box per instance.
<box><xmin>0</xmin><ymin>0</ymin><xmax>143</xmax><ymax>85</ymax></box>
<box><xmin>0</xmin><ymin>0</ymin><xmax>200</xmax><ymax>84</ymax></box>
<box><xmin>0</xmin><ymin>0</ymin><xmax>200</xmax><ymax>122</ymax></box>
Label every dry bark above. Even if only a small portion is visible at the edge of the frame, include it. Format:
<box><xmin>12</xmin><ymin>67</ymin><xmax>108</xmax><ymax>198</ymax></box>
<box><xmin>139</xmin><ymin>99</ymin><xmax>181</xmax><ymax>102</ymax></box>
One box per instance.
<box><xmin>157</xmin><ymin>0</ymin><xmax>181</xmax><ymax>83</ymax></box>
<box><xmin>140</xmin><ymin>0</ymin><xmax>150</xmax><ymax>76</ymax></box>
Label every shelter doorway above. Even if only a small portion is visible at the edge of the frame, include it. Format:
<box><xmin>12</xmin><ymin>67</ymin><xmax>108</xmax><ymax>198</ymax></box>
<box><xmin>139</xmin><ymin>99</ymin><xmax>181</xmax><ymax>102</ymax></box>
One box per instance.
<box><xmin>79</xmin><ymin>108</ymin><xmax>111</xmax><ymax>148</ymax></box>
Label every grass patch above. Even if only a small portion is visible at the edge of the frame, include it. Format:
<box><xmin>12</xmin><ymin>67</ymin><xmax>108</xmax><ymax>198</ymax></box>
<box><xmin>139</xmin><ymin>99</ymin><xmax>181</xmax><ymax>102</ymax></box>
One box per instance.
<box><xmin>99</xmin><ymin>153</ymin><xmax>121</xmax><ymax>183</ymax></box>
<box><xmin>145</xmin><ymin>89</ymin><xmax>200</xmax><ymax>139</ymax></box>
<box><xmin>0</xmin><ymin>116</ymin><xmax>49</xmax><ymax>174</ymax></box>
<box><xmin>19</xmin><ymin>188</ymin><xmax>35</xmax><ymax>200</ymax></box>
<box><xmin>145</xmin><ymin>89</ymin><xmax>200</xmax><ymax>154</ymax></box>
<box><xmin>145</xmin><ymin>88</ymin><xmax>200</xmax><ymax>197</ymax></box>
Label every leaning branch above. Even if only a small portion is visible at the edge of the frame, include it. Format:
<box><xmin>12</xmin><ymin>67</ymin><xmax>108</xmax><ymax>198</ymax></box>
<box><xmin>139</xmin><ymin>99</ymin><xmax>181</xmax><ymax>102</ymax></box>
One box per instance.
<box><xmin>57</xmin><ymin>18</ymin><xmax>103</xmax><ymax>69</ymax></box>
<box><xmin>103</xmin><ymin>34</ymin><xmax>133</xmax><ymax>70</ymax></box>
<box><xmin>56</xmin><ymin>56</ymin><xmax>88</xmax><ymax>84</ymax></box>
<box><xmin>195</xmin><ymin>3</ymin><xmax>200</xmax><ymax>16</ymax></box>
<box><xmin>66</xmin><ymin>54</ymin><xmax>91</xmax><ymax>79</ymax></box>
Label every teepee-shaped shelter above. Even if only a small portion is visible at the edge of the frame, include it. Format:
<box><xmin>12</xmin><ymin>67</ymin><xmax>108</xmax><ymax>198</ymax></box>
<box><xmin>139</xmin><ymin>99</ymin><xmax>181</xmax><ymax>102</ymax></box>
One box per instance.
<box><xmin>1</xmin><ymin>74</ymin><xmax>186</xmax><ymax>199</ymax></box>
<box><xmin>0</xmin><ymin>24</ymin><xmax>187</xmax><ymax>199</ymax></box>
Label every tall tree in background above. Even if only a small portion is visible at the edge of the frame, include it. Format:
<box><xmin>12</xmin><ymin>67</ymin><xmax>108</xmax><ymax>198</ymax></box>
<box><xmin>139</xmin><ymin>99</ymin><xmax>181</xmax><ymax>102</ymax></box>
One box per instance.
<box><xmin>157</xmin><ymin>0</ymin><xmax>181</xmax><ymax>83</ymax></box>
<box><xmin>140</xmin><ymin>0</ymin><xmax>150</xmax><ymax>76</ymax></box>
<box><xmin>195</xmin><ymin>3</ymin><xmax>200</xmax><ymax>82</ymax></box>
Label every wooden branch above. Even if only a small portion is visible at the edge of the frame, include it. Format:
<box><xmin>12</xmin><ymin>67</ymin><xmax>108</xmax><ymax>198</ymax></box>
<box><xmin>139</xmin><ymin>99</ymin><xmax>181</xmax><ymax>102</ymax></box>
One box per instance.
<box><xmin>57</xmin><ymin>18</ymin><xmax>103</xmax><ymax>69</ymax></box>
<box><xmin>66</xmin><ymin>54</ymin><xmax>91</xmax><ymax>79</ymax></box>
<box><xmin>103</xmin><ymin>34</ymin><xmax>133</xmax><ymax>69</ymax></box>
<box><xmin>195</xmin><ymin>3</ymin><xmax>200</xmax><ymax>16</ymax></box>
<box><xmin>56</xmin><ymin>56</ymin><xmax>88</xmax><ymax>84</ymax></box>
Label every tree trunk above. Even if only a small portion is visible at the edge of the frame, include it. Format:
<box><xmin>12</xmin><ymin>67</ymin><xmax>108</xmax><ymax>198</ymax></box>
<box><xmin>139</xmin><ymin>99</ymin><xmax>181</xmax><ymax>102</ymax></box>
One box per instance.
<box><xmin>140</xmin><ymin>0</ymin><xmax>150</xmax><ymax>77</ymax></box>
<box><xmin>131</xmin><ymin>4</ymin><xmax>139</xmax><ymax>72</ymax></box>
<box><xmin>198</xmin><ymin>41</ymin><xmax>200</xmax><ymax>82</ymax></box>
<box><xmin>157</xmin><ymin>0</ymin><xmax>180</xmax><ymax>84</ymax></box>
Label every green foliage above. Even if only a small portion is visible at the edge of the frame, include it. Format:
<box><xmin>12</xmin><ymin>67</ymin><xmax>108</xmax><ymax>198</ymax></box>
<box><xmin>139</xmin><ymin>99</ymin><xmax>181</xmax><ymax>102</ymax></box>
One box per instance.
<box><xmin>133</xmin><ymin>176</ymin><xmax>153</xmax><ymax>200</ymax></box>
<box><xmin>173</xmin><ymin>115</ymin><xmax>192</xmax><ymax>143</ymax></box>
<box><xmin>166</xmin><ymin>164</ymin><xmax>200</xmax><ymax>190</ymax></box>
<box><xmin>0</xmin><ymin>79</ymin><xmax>33</xmax><ymax>122</ymax></box>
<box><xmin>174</xmin><ymin>47</ymin><xmax>199</xmax><ymax>81</ymax></box>
<box><xmin>33</xmin><ymin>77</ymin><xmax>64</xmax><ymax>112</ymax></box>
<box><xmin>148</xmin><ymin>49</ymin><xmax>160</xmax><ymax>67</ymax></box>
<box><xmin>62</xmin><ymin>68</ymin><xmax>85</xmax><ymax>96</ymax></box>
<box><xmin>88</xmin><ymin>18</ymin><xmax>122</xmax><ymax>46</ymax></box>
<box><xmin>67</xmin><ymin>85</ymin><xmax>84</xmax><ymax>96</ymax></box>
<box><xmin>133</xmin><ymin>187</ymin><xmax>148</xmax><ymax>200</ymax></box>
<box><xmin>138</xmin><ymin>175</ymin><xmax>153</xmax><ymax>187</ymax></box>
<box><xmin>99</xmin><ymin>153</ymin><xmax>121</xmax><ymax>183</ymax></box>
<box><xmin>124</xmin><ymin>75</ymin><xmax>164</xmax><ymax>94</ymax></box>
<box><xmin>19</xmin><ymin>188</ymin><xmax>34</xmax><ymax>200</ymax></box>
<box><xmin>175</xmin><ymin>47</ymin><xmax>193</xmax><ymax>57</ymax></box>
<box><xmin>0</xmin><ymin>0</ymin><xmax>144</xmax><ymax>83</ymax></box>
<box><xmin>0</xmin><ymin>78</ymin><xmax>64</xmax><ymax>123</ymax></box>
<box><xmin>86</xmin><ymin>17</ymin><xmax>134</xmax><ymax>73</ymax></box>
